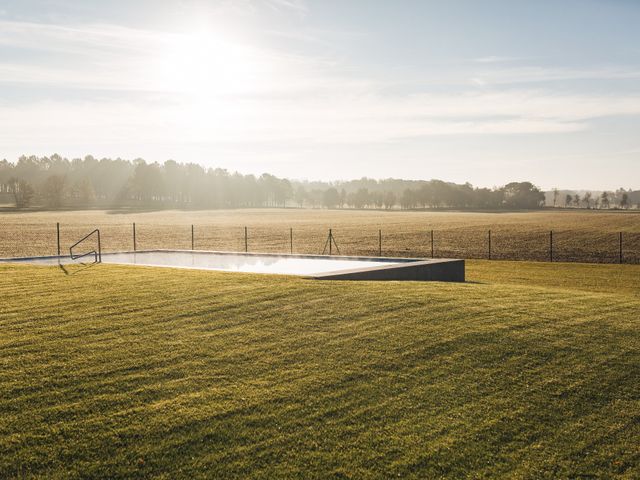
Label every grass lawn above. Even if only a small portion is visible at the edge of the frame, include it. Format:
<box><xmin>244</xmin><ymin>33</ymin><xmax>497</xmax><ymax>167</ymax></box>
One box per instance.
<box><xmin>1</xmin><ymin>260</ymin><xmax>639</xmax><ymax>478</ymax></box>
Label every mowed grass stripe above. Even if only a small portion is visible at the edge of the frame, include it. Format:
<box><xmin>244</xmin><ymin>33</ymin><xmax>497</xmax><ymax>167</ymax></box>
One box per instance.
<box><xmin>1</xmin><ymin>261</ymin><xmax>639</xmax><ymax>478</ymax></box>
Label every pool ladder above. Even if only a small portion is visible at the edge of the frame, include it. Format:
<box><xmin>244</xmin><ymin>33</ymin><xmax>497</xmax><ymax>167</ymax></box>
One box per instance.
<box><xmin>69</xmin><ymin>229</ymin><xmax>102</xmax><ymax>263</ymax></box>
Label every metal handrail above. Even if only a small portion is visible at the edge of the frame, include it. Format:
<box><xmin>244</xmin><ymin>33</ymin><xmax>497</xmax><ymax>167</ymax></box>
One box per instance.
<box><xmin>69</xmin><ymin>229</ymin><xmax>101</xmax><ymax>263</ymax></box>
<box><xmin>71</xmin><ymin>249</ymin><xmax>98</xmax><ymax>262</ymax></box>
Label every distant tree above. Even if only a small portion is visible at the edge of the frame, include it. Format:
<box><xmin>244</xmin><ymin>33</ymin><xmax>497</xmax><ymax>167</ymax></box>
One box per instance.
<box><xmin>163</xmin><ymin>160</ymin><xmax>186</xmax><ymax>205</ymax></box>
<box><xmin>2</xmin><ymin>153</ymin><xmax>623</xmax><ymax>213</ymax></box>
<box><xmin>383</xmin><ymin>191</ymin><xmax>396</xmax><ymax>209</ymax></box>
<box><xmin>454</xmin><ymin>183</ymin><xmax>474</xmax><ymax>208</ymax></box>
<box><xmin>0</xmin><ymin>159</ymin><xmax>13</xmax><ymax>193</ymax></box>
<box><xmin>429</xmin><ymin>180</ymin><xmax>450</xmax><ymax>208</ymax></box>
<box><xmin>600</xmin><ymin>191</ymin><xmax>610</xmax><ymax>209</ymax></box>
<box><xmin>573</xmin><ymin>194</ymin><xmax>581</xmax><ymax>207</ymax></box>
<box><xmin>502</xmin><ymin>182</ymin><xmax>545</xmax><ymax>209</ymax></box>
<box><xmin>565</xmin><ymin>194</ymin><xmax>572</xmax><ymax>208</ymax></box>
<box><xmin>77</xmin><ymin>178</ymin><xmax>96</xmax><ymax>205</ymax></box>
<box><xmin>308</xmin><ymin>189</ymin><xmax>323</xmax><ymax>208</ymax></box>
<box><xmin>322</xmin><ymin>187</ymin><xmax>340</xmax><ymax>209</ymax></box>
<box><xmin>42</xmin><ymin>174</ymin><xmax>66</xmax><ymax>208</ymax></box>
<box><xmin>275</xmin><ymin>178</ymin><xmax>293</xmax><ymax>207</ymax></box>
<box><xmin>8</xmin><ymin>178</ymin><xmax>34</xmax><ymax>208</ymax></box>
<box><xmin>474</xmin><ymin>187</ymin><xmax>503</xmax><ymax>209</ymax></box>
<box><xmin>400</xmin><ymin>188</ymin><xmax>418</xmax><ymax>209</ymax></box>
<box><xmin>372</xmin><ymin>191</ymin><xmax>384</xmax><ymax>209</ymax></box>
<box><xmin>417</xmin><ymin>183</ymin><xmax>434</xmax><ymax>208</ymax></box>
<box><xmin>294</xmin><ymin>186</ymin><xmax>307</xmax><ymax>207</ymax></box>
<box><xmin>352</xmin><ymin>188</ymin><xmax>370</xmax><ymax>209</ymax></box>
<box><xmin>552</xmin><ymin>188</ymin><xmax>559</xmax><ymax>207</ymax></box>
<box><xmin>620</xmin><ymin>192</ymin><xmax>629</xmax><ymax>209</ymax></box>
<box><xmin>582</xmin><ymin>191</ymin><xmax>592</xmax><ymax>209</ymax></box>
<box><xmin>131</xmin><ymin>160</ymin><xmax>164</xmax><ymax>204</ymax></box>
<box><xmin>258</xmin><ymin>173</ymin><xmax>278</xmax><ymax>207</ymax></box>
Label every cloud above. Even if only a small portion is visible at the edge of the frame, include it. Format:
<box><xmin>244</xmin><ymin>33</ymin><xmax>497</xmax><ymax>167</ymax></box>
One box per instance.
<box><xmin>2</xmin><ymin>18</ymin><xmax>640</xmax><ymax>153</ymax></box>
<box><xmin>3</xmin><ymin>89</ymin><xmax>640</xmax><ymax>154</ymax></box>
<box><xmin>0</xmin><ymin>20</ymin><xmax>161</xmax><ymax>56</ymax></box>
<box><xmin>469</xmin><ymin>65</ymin><xmax>640</xmax><ymax>86</ymax></box>
<box><xmin>0</xmin><ymin>19</ymin><xmax>338</xmax><ymax>95</ymax></box>
<box><xmin>473</xmin><ymin>56</ymin><xmax>520</xmax><ymax>63</ymax></box>
<box><xmin>263</xmin><ymin>0</ymin><xmax>307</xmax><ymax>14</ymax></box>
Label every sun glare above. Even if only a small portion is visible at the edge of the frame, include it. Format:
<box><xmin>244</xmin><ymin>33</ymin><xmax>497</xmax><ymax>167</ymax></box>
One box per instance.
<box><xmin>154</xmin><ymin>30</ymin><xmax>269</xmax><ymax>98</ymax></box>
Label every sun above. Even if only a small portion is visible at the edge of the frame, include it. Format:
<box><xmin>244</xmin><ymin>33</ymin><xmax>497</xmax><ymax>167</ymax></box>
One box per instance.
<box><xmin>154</xmin><ymin>30</ymin><xmax>268</xmax><ymax>98</ymax></box>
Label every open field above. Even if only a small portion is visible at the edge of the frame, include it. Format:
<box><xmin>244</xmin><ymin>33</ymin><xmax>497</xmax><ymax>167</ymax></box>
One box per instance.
<box><xmin>1</xmin><ymin>208</ymin><xmax>640</xmax><ymax>263</ymax></box>
<box><xmin>1</xmin><ymin>260</ymin><xmax>639</xmax><ymax>478</ymax></box>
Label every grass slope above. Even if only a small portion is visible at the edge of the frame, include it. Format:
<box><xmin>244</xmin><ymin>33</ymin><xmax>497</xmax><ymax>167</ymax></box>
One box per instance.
<box><xmin>1</xmin><ymin>261</ymin><xmax>639</xmax><ymax>478</ymax></box>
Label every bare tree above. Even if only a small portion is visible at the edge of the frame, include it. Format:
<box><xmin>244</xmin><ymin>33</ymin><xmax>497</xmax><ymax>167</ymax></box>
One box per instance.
<box><xmin>582</xmin><ymin>191</ymin><xmax>592</xmax><ymax>209</ymax></box>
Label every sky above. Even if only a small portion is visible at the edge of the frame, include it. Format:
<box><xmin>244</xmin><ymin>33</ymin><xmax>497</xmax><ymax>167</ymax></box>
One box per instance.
<box><xmin>1</xmin><ymin>0</ymin><xmax>639</xmax><ymax>190</ymax></box>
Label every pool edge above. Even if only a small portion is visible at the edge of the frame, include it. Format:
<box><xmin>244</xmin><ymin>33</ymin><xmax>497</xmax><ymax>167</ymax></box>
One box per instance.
<box><xmin>0</xmin><ymin>249</ymin><xmax>465</xmax><ymax>282</ymax></box>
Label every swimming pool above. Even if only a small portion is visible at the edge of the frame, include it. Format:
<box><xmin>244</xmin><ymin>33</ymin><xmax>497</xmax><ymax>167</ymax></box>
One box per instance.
<box><xmin>0</xmin><ymin>250</ymin><xmax>465</xmax><ymax>281</ymax></box>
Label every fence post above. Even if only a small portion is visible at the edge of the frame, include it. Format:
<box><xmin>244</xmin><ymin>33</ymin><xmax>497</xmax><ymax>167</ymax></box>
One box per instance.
<box><xmin>133</xmin><ymin>222</ymin><xmax>136</xmax><ymax>251</ymax></box>
<box><xmin>549</xmin><ymin>230</ymin><xmax>553</xmax><ymax>262</ymax></box>
<box><xmin>379</xmin><ymin>229</ymin><xmax>382</xmax><ymax>257</ymax></box>
<box><xmin>97</xmin><ymin>229</ymin><xmax>102</xmax><ymax>263</ymax></box>
<box><xmin>191</xmin><ymin>225</ymin><xmax>194</xmax><ymax>250</ymax></box>
<box><xmin>244</xmin><ymin>226</ymin><xmax>248</xmax><ymax>253</ymax></box>
<box><xmin>56</xmin><ymin>222</ymin><xmax>61</xmax><ymax>257</ymax></box>
<box><xmin>619</xmin><ymin>232</ymin><xmax>623</xmax><ymax>264</ymax></box>
<box><xmin>488</xmin><ymin>229</ymin><xmax>492</xmax><ymax>260</ymax></box>
<box><xmin>430</xmin><ymin>230</ymin><xmax>434</xmax><ymax>258</ymax></box>
<box><xmin>329</xmin><ymin>228</ymin><xmax>333</xmax><ymax>256</ymax></box>
<box><xmin>290</xmin><ymin>228</ymin><xmax>293</xmax><ymax>254</ymax></box>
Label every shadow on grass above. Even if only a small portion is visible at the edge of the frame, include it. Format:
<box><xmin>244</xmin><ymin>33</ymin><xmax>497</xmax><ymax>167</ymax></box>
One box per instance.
<box><xmin>58</xmin><ymin>261</ymin><xmax>99</xmax><ymax>276</ymax></box>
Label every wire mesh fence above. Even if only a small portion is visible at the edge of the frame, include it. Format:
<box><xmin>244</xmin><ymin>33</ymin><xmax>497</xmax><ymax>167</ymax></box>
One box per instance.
<box><xmin>0</xmin><ymin>222</ymin><xmax>639</xmax><ymax>264</ymax></box>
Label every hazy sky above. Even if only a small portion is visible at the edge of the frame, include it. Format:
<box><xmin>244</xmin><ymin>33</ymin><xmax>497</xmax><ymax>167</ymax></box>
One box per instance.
<box><xmin>1</xmin><ymin>0</ymin><xmax>639</xmax><ymax>189</ymax></box>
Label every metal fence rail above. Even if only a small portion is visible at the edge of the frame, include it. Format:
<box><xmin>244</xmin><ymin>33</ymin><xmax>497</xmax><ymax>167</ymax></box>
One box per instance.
<box><xmin>0</xmin><ymin>222</ymin><xmax>639</xmax><ymax>264</ymax></box>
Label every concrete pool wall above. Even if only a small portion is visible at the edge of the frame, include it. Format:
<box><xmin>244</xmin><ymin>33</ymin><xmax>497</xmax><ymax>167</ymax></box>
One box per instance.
<box><xmin>313</xmin><ymin>257</ymin><xmax>465</xmax><ymax>282</ymax></box>
<box><xmin>0</xmin><ymin>249</ymin><xmax>465</xmax><ymax>282</ymax></box>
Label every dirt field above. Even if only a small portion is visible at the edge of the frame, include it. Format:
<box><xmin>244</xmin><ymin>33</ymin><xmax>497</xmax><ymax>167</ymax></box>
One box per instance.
<box><xmin>1</xmin><ymin>208</ymin><xmax>639</xmax><ymax>263</ymax></box>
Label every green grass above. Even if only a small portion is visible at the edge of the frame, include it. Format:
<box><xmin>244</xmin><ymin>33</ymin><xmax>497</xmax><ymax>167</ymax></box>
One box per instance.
<box><xmin>1</xmin><ymin>260</ymin><xmax>639</xmax><ymax>478</ymax></box>
<box><xmin>469</xmin><ymin>260</ymin><xmax>640</xmax><ymax>297</ymax></box>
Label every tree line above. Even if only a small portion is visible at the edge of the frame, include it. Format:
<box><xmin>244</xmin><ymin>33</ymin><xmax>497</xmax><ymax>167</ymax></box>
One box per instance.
<box><xmin>0</xmin><ymin>155</ymin><xmax>636</xmax><ymax>210</ymax></box>
<box><xmin>548</xmin><ymin>188</ymin><xmax>633</xmax><ymax>210</ymax></box>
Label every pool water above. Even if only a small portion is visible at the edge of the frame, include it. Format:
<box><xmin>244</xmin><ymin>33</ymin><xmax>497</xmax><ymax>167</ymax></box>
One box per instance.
<box><xmin>2</xmin><ymin>250</ymin><xmax>410</xmax><ymax>276</ymax></box>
